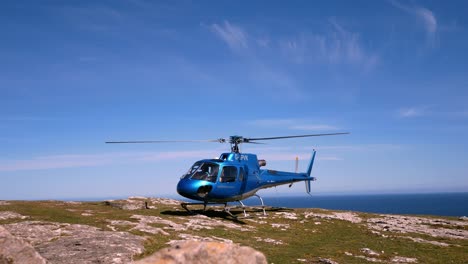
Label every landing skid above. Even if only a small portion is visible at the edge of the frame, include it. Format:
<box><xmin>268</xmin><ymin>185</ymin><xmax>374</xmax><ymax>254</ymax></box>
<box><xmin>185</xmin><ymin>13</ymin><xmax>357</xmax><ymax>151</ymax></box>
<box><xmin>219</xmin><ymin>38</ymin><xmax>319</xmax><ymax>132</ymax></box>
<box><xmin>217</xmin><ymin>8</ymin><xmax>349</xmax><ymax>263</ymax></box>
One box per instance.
<box><xmin>180</xmin><ymin>202</ymin><xmax>222</xmax><ymax>214</ymax></box>
<box><xmin>180</xmin><ymin>194</ymin><xmax>267</xmax><ymax>218</ymax></box>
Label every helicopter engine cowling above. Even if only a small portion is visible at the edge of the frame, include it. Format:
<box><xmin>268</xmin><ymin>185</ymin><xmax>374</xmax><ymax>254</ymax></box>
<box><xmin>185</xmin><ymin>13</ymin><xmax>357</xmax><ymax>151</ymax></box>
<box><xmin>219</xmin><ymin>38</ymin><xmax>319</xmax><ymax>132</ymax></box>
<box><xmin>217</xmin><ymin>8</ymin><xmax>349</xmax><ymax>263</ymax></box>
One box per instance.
<box><xmin>258</xmin><ymin>159</ymin><xmax>267</xmax><ymax>167</ymax></box>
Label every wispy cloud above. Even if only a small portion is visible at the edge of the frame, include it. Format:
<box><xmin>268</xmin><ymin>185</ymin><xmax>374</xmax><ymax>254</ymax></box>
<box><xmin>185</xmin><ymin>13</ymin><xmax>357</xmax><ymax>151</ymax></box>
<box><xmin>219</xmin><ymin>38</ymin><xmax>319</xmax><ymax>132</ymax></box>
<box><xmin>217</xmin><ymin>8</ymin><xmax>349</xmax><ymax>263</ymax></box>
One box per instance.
<box><xmin>398</xmin><ymin>106</ymin><xmax>468</xmax><ymax>119</ymax></box>
<box><xmin>398</xmin><ymin>106</ymin><xmax>429</xmax><ymax>118</ymax></box>
<box><xmin>389</xmin><ymin>0</ymin><xmax>437</xmax><ymax>43</ymax></box>
<box><xmin>279</xmin><ymin>18</ymin><xmax>379</xmax><ymax>71</ymax></box>
<box><xmin>207</xmin><ymin>21</ymin><xmax>304</xmax><ymax>100</ymax></box>
<box><xmin>209</xmin><ymin>21</ymin><xmax>248</xmax><ymax>52</ymax></box>
<box><xmin>208</xmin><ymin>19</ymin><xmax>378</xmax><ymax>72</ymax></box>
<box><xmin>0</xmin><ymin>151</ymin><xmax>220</xmax><ymax>172</ymax></box>
<box><xmin>0</xmin><ymin>153</ymin><xmax>121</xmax><ymax>172</ymax></box>
<box><xmin>415</xmin><ymin>7</ymin><xmax>437</xmax><ymax>35</ymax></box>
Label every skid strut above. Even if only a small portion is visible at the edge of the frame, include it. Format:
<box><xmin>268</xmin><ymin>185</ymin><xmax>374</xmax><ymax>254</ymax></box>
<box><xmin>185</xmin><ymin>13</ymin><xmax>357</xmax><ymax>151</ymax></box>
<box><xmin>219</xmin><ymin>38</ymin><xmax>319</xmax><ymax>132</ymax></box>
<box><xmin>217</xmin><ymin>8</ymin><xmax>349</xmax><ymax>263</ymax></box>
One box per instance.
<box><xmin>224</xmin><ymin>194</ymin><xmax>267</xmax><ymax>218</ymax></box>
<box><xmin>254</xmin><ymin>194</ymin><xmax>267</xmax><ymax>216</ymax></box>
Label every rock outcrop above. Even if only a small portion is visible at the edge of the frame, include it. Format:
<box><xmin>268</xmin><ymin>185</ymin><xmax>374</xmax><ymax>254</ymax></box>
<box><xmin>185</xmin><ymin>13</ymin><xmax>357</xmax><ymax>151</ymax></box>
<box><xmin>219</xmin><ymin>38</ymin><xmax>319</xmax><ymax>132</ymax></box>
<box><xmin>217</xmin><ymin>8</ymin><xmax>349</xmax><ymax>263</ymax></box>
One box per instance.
<box><xmin>3</xmin><ymin>221</ymin><xmax>145</xmax><ymax>264</ymax></box>
<box><xmin>304</xmin><ymin>211</ymin><xmax>362</xmax><ymax>223</ymax></box>
<box><xmin>367</xmin><ymin>214</ymin><xmax>468</xmax><ymax>240</ymax></box>
<box><xmin>105</xmin><ymin>197</ymin><xmax>181</xmax><ymax>210</ymax></box>
<box><xmin>134</xmin><ymin>240</ymin><xmax>267</xmax><ymax>264</ymax></box>
<box><xmin>0</xmin><ymin>212</ymin><xmax>28</xmax><ymax>221</ymax></box>
<box><xmin>0</xmin><ymin>226</ymin><xmax>46</xmax><ymax>264</ymax></box>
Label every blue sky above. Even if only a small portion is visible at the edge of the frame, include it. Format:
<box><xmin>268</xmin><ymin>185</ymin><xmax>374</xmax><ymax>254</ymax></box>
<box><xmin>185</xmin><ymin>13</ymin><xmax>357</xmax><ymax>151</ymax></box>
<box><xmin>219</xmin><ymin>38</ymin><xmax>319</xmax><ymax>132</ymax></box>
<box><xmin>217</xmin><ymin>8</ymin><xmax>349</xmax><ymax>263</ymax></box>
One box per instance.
<box><xmin>1</xmin><ymin>0</ymin><xmax>467</xmax><ymax>200</ymax></box>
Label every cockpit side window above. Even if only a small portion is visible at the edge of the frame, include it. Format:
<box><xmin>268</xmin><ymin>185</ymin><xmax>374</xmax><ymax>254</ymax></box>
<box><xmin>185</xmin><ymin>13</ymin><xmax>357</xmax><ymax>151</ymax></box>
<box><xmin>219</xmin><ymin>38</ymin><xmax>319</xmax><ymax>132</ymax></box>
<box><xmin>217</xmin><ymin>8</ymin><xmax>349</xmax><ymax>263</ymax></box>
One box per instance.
<box><xmin>220</xmin><ymin>166</ymin><xmax>237</xmax><ymax>183</ymax></box>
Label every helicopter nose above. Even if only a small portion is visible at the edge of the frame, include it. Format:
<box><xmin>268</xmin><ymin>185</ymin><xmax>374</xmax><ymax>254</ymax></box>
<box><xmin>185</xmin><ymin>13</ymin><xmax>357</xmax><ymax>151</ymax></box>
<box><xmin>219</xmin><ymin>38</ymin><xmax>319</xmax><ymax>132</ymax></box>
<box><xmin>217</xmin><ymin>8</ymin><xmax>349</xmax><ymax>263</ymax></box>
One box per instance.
<box><xmin>177</xmin><ymin>179</ymin><xmax>213</xmax><ymax>200</ymax></box>
<box><xmin>176</xmin><ymin>180</ymin><xmax>193</xmax><ymax>197</ymax></box>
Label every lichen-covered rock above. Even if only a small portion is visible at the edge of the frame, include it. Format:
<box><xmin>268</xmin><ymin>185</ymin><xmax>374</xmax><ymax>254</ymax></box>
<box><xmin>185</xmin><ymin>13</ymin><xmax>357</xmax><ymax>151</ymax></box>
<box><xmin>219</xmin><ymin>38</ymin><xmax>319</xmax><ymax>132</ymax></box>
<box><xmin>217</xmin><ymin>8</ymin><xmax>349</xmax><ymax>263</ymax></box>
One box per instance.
<box><xmin>391</xmin><ymin>256</ymin><xmax>418</xmax><ymax>263</ymax></box>
<box><xmin>104</xmin><ymin>197</ymin><xmax>181</xmax><ymax>211</ymax></box>
<box><xmin>317</xmin><ymin>257</ymin><xmax>339</xmax><ymax>264</ymax></box>
<box><xmin>134</xmin><ymin>240</ymin><xmax>267</xmax><ymax>264</ymax></box>
<box><xmin>0</xmin><ymin>211</ymin><xmax>28</xmax><ymax>220</ymax></box>
<box><xmin>3</xmin><ymin>221</ymin><xmax>145</xmax><ymax>264</ymax></box>
<box><xmin>304</xmin><ymin>211</ymin><xmax>362</xmax><ymax>223</ymax></box>
<box><xmin>105</xmin><ymin>199</ymin><xmax>148</xmax><ymax>210</ymax></box>
<box><xmin>367</xmin><ymin>215</ymin><xmax>468</xmax><ymax>239</ymax></box>
<box><xmin>0</xmin><ymin>226</ymin><xmax>46</xmax><ymax>264</ymax></box>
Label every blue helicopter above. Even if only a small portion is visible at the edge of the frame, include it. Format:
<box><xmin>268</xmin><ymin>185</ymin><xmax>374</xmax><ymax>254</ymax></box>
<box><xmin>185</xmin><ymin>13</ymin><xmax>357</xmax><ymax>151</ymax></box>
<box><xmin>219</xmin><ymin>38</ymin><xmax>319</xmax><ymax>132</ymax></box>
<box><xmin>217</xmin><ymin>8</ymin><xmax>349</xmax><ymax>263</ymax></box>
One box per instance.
<box><xmin>106</xmin><ymin>133</ymin><xmax>348</xmax><ymax>217</ymax></box>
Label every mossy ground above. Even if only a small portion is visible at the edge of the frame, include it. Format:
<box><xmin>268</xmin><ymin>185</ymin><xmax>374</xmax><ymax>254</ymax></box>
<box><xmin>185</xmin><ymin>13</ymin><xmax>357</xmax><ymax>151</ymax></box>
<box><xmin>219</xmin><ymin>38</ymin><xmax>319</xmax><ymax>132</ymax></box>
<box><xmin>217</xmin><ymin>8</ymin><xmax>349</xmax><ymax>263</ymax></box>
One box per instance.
<box><xmin>1</xmin><ymin>200</ymin><xmax>467</xmax><ymax>263</ymax></box>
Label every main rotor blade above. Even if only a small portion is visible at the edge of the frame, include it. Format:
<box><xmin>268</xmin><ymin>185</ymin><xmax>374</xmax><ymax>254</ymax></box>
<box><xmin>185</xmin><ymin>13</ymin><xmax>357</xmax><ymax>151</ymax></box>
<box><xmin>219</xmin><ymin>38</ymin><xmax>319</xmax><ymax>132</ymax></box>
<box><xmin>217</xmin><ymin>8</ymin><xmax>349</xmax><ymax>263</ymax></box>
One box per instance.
<box><xmin>106</xmin><ymin>139</ymin><xmax>225</xmax><ymax>144</ymax></box>
<box><xmin>247</xmin><ymin>132</ymin><xmax>350</xmax><ymax>141</ymax></box>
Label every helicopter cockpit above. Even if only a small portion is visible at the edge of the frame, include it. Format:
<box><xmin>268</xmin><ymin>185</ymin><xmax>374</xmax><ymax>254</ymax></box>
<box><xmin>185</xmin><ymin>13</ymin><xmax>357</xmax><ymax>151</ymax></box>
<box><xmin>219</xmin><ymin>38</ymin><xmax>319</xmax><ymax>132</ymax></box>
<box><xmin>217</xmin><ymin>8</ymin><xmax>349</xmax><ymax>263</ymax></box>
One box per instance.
<box><xmin>181</xmin><ymin>162</ymin><xmax>219</xmax><ymax>183</ymax></box>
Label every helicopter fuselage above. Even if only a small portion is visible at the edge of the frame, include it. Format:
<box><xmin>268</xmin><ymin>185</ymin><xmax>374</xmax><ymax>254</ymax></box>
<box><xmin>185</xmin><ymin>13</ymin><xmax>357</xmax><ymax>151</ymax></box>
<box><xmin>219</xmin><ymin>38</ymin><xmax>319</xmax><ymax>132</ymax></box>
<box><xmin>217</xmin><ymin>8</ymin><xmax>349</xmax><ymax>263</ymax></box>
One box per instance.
<box><xmin>176</xmin><ymin>151</ymin><xmax>316</xmax><ymax>203</ymax></box>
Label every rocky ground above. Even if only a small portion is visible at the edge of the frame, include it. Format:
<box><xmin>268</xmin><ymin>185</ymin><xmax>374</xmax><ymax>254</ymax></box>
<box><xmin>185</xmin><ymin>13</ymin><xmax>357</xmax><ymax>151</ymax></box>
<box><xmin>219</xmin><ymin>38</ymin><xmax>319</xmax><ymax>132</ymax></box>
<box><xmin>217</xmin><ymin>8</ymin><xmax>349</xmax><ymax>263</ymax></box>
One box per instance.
<box><xmin>0</xmin><ymin>197</ymin><xmax>467</xmax><ymax>263</ymax></box>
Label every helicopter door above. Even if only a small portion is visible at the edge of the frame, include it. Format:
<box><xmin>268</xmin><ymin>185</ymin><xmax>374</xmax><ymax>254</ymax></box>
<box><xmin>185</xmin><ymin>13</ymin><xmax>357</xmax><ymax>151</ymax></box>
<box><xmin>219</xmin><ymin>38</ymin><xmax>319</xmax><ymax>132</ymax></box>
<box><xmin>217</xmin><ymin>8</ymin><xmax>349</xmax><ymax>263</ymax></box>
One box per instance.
<box><xmin>238</xmin><ymin>167</ymin><xmax>247</xmax><ymax>195</ymax></box>
<box><xmin>216</xmin><ymin>166</ymin><xmax>240</xmax><ymax>197</ymax></box>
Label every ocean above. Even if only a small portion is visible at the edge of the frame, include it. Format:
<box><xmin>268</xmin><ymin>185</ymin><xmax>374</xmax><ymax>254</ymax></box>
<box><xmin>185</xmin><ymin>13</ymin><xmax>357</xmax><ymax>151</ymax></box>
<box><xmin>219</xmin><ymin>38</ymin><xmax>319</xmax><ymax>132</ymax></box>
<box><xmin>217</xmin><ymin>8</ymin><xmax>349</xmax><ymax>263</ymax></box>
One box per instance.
<box><xmin>65</xmin><ymin>192</ymin><xmax>468</xmax><ymax>217</ymax></box>
<box><xmin>243</xmin><ymin>192</ymin><xmax>468</xmax><ymax>217</ymax></box>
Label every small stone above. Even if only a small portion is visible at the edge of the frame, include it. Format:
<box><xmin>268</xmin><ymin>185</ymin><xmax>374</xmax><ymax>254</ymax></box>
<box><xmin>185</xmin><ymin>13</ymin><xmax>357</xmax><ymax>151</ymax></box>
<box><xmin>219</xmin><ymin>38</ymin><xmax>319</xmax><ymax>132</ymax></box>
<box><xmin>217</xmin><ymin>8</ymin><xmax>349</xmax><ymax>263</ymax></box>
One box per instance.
<box><xmin>318</xmin><ymin>257</ymin><xmax>339</xmax><ymax>264</ymax></box>
<box><xmin>361</xmin><ymin>248</ymin><xmax>380</xmax><ymax>256</ymax></box>
<box><xmin>391</xmin><ymin>256</ymin><xmax>418</xmax><ymax>263</ymax></box>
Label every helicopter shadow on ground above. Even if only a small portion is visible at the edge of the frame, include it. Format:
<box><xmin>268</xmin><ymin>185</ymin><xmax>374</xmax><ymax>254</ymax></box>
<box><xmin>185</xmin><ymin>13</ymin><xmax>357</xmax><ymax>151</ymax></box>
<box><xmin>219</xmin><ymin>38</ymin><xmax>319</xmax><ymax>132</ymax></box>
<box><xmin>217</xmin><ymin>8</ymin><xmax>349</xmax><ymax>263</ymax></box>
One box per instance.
<box><xmin>160</xmin><ymin>206</ymin><xmax>294</xmax><ymax>225</ymax></box>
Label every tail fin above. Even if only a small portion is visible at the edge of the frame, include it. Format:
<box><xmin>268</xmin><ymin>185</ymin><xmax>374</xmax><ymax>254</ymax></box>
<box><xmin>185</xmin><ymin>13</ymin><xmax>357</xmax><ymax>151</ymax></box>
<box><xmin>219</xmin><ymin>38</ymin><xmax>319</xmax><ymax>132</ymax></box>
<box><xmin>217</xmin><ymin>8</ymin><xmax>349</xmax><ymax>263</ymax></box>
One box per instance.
<box><xmin>305</xmin><ymin>150</ymin><xmax>317</xmax><ymax>194</ymax></box>
<box><xmin>306</xmin><ymin>150</ymin><xmax>316</xmax><ymax>177</ymax></box>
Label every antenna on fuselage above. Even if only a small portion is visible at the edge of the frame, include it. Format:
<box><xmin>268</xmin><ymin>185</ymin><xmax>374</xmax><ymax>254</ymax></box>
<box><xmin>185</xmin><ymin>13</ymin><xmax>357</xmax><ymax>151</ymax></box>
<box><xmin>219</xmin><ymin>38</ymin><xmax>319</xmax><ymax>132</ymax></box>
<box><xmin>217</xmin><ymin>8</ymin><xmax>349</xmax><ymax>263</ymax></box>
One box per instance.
<box><xmin>295</xmin><ymin>156</ymin><xmax>299</xmax><ymax>173</ymax></box>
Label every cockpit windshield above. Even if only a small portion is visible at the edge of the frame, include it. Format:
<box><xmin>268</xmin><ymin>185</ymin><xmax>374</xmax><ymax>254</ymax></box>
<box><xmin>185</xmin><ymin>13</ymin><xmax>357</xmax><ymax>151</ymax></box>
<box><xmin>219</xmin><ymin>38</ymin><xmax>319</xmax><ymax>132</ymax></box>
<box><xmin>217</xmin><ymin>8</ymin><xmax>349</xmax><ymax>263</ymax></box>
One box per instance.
<box><xmin>182</xmin><ymin>162</ymin><xmax>219</xmax><ymax>183</ymax></box>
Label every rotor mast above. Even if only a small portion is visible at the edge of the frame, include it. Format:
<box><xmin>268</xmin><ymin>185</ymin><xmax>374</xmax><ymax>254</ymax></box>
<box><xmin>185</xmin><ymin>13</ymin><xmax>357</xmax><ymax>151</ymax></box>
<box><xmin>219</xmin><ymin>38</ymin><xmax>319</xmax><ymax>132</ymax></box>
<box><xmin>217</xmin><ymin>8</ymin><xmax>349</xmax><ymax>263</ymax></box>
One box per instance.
<box><xmin>229</xmin><ymin>136</ymin><xmax>243</xmax><ymax>153</ymax></box>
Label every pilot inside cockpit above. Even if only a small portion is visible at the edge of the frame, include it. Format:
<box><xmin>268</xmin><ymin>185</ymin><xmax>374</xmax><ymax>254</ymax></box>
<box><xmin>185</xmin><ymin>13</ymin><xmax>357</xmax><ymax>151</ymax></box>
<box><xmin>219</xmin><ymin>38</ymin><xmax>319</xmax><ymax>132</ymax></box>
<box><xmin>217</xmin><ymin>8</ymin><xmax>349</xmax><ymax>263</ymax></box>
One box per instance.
<box><xmin>190</xmin><ymin>163</ymin><xmax>219</xmax><ymax>182</ymax></box>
